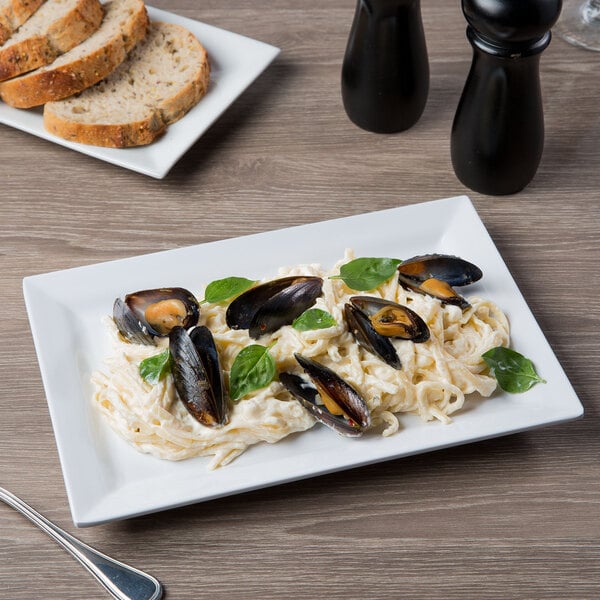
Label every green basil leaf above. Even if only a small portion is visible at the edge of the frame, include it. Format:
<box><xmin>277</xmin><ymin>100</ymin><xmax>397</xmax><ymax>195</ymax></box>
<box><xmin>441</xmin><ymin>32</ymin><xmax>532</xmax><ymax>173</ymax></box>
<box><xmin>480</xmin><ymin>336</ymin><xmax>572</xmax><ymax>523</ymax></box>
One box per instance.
<box><xmin>202</xmin><ymin>277</ymin><xmax>256</xmax><ymax>304</ymax></box>
<box><xmin>139</xmin><ymin>349</ymin><xmax>172</xmax><ymax>384</ymax></box>
<box><xmin>292</xmin><ymin>308</ymin><xmax>337</xmax><ymax>331</ymax></box>
<box><xmin>482</xmin><ymin>346</ymin><xmax>546</xmax><ymax>393</ymax></box>
<box><xmin>229</xmin><ymin>344</ymin><xmax>277</xmax><ymax>401</ymax></box>
<box><xmin>332</xmin><ymin>257</ymin><xmax>402</xmax><ymax>291</ymax></box>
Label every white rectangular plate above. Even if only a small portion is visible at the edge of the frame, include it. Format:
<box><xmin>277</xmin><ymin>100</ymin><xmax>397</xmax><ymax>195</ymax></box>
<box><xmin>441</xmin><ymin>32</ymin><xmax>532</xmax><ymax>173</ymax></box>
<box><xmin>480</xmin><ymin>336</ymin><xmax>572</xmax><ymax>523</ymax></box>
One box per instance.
<box><xmin>0</xmin><ymin>5</ymin><xmax>280</xmax><ymax>178</ymax></box>
<box><xmin>23</xmin><ymin>196</ymin><xmax>583</xmax><ymax>526</ymax></box>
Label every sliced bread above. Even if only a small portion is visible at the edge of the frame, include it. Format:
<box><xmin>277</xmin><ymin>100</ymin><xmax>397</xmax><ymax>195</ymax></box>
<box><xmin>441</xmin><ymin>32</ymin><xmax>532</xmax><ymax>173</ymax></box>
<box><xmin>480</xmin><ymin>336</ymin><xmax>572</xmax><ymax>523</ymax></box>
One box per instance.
<box><xmin>0</xmin><ymin>0</ymin><xmax>103</xmax><ymax>81</ymax></box>
<box><xmin>0</xmin><ymin>0</ymin><xmax>148</xmax><ymax>107</ymax></box>
<box><xmin>0</xmin><ymin>0</ymin><xmax>47</xmax><ymax>46</ymax></box>
<box><xmin>43</xmin><ymin>21</ymin><xmax>210</xmax><ymax>148</ymax></box>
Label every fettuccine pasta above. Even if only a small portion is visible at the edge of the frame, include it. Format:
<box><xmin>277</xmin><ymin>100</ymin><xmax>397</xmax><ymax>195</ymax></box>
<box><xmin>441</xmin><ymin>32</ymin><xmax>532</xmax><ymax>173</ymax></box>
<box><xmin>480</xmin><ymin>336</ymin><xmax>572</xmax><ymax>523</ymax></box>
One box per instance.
<box><xmin>92</xmin><ymin>250</ymin><xmax>509</xmax><ymax>469</ymax></box>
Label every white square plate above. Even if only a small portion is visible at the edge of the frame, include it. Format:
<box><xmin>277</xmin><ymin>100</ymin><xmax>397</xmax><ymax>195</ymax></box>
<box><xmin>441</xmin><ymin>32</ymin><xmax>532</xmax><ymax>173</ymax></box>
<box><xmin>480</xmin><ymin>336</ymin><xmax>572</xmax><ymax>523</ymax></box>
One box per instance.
<box><xmin>23</xmin><ymin>196</ymin><xmax>583</xmax><ymax>526</ymax></box>
<box><xmin>0</xmin><ymin>5</ymin><xmax>280</xmax><ymax>178</ymax></box>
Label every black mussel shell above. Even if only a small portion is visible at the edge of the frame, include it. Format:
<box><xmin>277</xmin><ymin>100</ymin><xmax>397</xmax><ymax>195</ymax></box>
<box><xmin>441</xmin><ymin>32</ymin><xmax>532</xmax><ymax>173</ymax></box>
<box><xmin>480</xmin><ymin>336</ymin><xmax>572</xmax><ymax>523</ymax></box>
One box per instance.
<box><xmin>250</xmin><ymin>277</ymin><xmax>323</xmax><ymax>339</ymax></box>
<box><xmin>226</xmin><ymin>277</ymin><xmax>297</xmax><ymax>330</ymax></box>
<box><xmin>349</xmin><ymin>296</ymin><xmax>430</xmax><ymax>343</ymax></box>
<box><xmin>113</xmin><ymin>297</ymin><xmax>155</xmax><ymax>345</ymax></box>
<box><xmin>280</xmin><ymin>373</ymin><xmax>363</xmax><ymax>437</ymax></box>
<box><xmin>189</xmin><ymin>325</ymin><xmax>225</xmax><ymax>416</ymax></box>
<box><xmin>126</xmin><ymin>288</ymin><xmax>200</xmax><ymax>336</ymax></box>
<box><xmin>169</xmin><ymin>326</ymin><xmax>228</xmax><ymax>428</ymax></box>
<box><xmin>280</xmin><ymin>353</ymin><xmax>371</xmax><ymax>437</ymax></box>
<box><xmin>225</xmin><ymin>276</ymin><xmax>323</xmax><ymax>339</ymax></box>
<box><xmin>398</xmin><ymin>254</ymin><xmax>482</xmax><ymax>287</ymax></box>
<box><xmin>295</xmin><ymin>353</ymin><xmax>371</xmax><ymax>430</ymax></box>
<box><xmin>344</xmin><ymin>303</ymin><xmax>402</xmax><ymax>370</ymax></box>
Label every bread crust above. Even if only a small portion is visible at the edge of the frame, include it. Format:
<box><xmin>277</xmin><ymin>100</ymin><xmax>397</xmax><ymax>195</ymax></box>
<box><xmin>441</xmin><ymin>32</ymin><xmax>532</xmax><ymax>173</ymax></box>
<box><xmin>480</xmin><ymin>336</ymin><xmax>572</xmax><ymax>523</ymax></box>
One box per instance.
<box><xmin>0</xmin><ymin>0</ymin><xmax>103</xmax><ymax>81</ymax></box>
<box><xmin>0</xmin><ymin>0</ymin><xmax>47</xmax><ymax>46</ymax></box>
<box><xmin>44</xmin><ymin>108</ymin><xmax>167</xmax><ymax>147</ymax></box>
<box><xmin>0</xmin><ymin>0</ymin><xmax>148</xmax><ymax>107</ymax></box>
<box><xmin>43</xmin><ymin>22</ymin><xmax>210</xmax><ymax>148</ymax></box>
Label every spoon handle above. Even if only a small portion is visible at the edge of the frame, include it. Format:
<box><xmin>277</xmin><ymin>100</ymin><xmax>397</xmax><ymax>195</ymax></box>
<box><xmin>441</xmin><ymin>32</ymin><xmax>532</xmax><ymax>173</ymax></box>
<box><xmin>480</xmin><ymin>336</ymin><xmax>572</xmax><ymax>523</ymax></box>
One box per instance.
<box><xmin>0</xmin><ymin>486</ymin><xmax>162</xmax><ymax>600</ymax></box>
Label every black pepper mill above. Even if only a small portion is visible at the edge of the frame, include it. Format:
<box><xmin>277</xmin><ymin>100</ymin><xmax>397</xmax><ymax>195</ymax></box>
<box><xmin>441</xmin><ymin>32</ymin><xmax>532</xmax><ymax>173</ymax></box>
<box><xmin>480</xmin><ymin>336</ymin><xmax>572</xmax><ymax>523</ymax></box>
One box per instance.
<box><xmin>451</xmin><ymin>0</ymin><xmax>562</xmax><ymax>195</ymax></box>
<box><xmin>341</xmin><ymin>0</ymin><xmax>429</xmax><ymax>133</ymax></box>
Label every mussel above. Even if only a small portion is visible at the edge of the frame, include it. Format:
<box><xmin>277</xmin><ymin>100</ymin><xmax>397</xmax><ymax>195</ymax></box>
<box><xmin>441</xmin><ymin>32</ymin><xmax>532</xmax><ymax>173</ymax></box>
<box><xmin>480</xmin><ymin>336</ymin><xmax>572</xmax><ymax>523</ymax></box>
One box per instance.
<box><xmin>169</xmin><ymin>325</ymin><xmax>228</xmax><ymax>428</ymax></box>
<box><xmin>344</xmin><ymin>297</ymin><xmax>429</xmax><ymax>370</ymax></box>
<box><xmin>397</xmin><ymin>254</ymin><xmax>482</xmax><ymax>309</ymax></box>
<box><xmin>398</xmin><ymin>254</ymin><xmax>482</xmax><ymax>286</ymax></box>
<box><xmin>113</xmin><ymin>287</ymin><xmax>200</xmax><ymax>345</ymax></box>
<box><xmin>344</xmin><ymin>303</ymin><xmax>401</xmax><ymax>370</ymax></box>
<box><xmin>226</xmin><ymin>276</ymin><xmax>323</xmax><ymax>339</ymax></box>
<box><xmin>279</xmin><ymin>353</ymin><xmax>371</xmax><ymax>437</ymax></box>
<box><xmin>349</xmin><ymin>296</ymin><xmax>430</xmax><ymax>342</ymax></box>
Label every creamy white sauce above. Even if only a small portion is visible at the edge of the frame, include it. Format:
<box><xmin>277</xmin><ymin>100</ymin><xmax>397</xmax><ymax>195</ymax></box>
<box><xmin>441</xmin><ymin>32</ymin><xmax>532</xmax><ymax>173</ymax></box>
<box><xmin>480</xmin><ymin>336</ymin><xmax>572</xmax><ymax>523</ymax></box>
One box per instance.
<box><xmin>92</xmin><ymin>251</ymin><xmax>510</xmax><ymax>469</ymax></box>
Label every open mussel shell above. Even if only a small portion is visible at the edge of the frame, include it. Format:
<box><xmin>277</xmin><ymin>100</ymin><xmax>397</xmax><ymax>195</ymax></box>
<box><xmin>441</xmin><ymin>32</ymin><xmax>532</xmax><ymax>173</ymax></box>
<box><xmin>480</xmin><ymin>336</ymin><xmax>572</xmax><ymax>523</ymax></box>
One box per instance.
<box><xmin>398</xmin><ymin>254</ymin><xmax>482</xmax><ymax>287</ymax></box>
<box><xmin>126</xmin><ymin>288</ymin><xmax>200</xmax><ymax>336</ymax></box>
<box><xmin>398</xmin><ymin>276</ymin><xmax>471</xmax><ymax>309</ymax></box>
<box><xmin>225</xmin><ymin>276</ymin><xmax>323</xmax><ymax>339</ymax></box>
<box><xmin>113</xmin><ymin>297</ymin><xmax>155</xmax><ymax>345</ymax></box>
<box><xmin>349</xmin><ymin>296</ymin><xmax>430</xmax><ymax>343</ymax></box>
<box><xmin>169</xmin><ymin>325</ymin><xmax>228</xmax><ymax>428</ymax></box>
<box><xmin>398</xmin><ymin>255</ymin><xmax>481</xmax><ymax>310</ymax></box>
<box><xmin>113</xmin><ymin>287</ymin><xmax>200</xmax><ymax>344</ymax></box>
<box><xmin>280</xmin><ymin>353</ymin><xmax>371</xmax><ymax>437</ymax></box>
<box><xmin>344</xmin><ymin>303</ymin><xmax>401</xmax><ymax>369</ymax></box>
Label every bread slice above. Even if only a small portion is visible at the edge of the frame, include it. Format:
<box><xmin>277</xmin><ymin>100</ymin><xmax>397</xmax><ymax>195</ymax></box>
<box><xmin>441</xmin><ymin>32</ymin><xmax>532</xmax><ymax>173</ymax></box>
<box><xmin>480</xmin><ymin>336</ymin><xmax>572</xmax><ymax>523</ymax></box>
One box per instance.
<box><xmin>43</xmin><ymin>21</ymin><xmax>210</xmax><ymax>148</ymax></box>
<box><xmin>0</xmin><ymin>0</ymin><xmax>103</xmax><ymax>81</ymax></box>
<box><xmin>0</xmin><ymin>0</ymin><xmax>148</xmax><ymax>107</ymax></box>
<box><xmin>0</xmin><ymin>0</ymin><xmax>47</xmax><ymax>46</ymax></box>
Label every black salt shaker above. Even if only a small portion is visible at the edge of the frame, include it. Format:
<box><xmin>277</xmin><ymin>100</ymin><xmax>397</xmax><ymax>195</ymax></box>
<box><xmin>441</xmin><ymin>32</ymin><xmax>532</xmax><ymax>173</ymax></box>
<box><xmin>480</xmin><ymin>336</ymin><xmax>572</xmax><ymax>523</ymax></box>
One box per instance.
<box><xmin>341</xmin><ymin>0</ymin><xmax>429</xmax><ymax>133</ymax></box>
<box><xmin>451</xmin><ymin>0</ymin><xmax>562</xmax><ymax>195</ymax></box>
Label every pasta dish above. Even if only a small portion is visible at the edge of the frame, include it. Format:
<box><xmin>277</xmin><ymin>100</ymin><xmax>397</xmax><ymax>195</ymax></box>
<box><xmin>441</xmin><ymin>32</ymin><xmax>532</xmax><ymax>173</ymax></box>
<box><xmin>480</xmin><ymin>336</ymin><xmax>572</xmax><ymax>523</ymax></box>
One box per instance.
<box><xmin>92</xmin><ymin>250</ymin><xmax>509</xmax><ymax>469</ymax></box>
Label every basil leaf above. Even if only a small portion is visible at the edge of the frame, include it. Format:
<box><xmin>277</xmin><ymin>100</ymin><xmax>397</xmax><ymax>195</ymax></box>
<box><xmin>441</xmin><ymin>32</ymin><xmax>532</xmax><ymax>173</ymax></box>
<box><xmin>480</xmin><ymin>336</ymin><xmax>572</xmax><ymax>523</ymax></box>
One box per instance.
<box><xmin>139</xmin><ymin>349</ymin><xmax>172</xmax><ymax>384</ymax></box>
<box><xmin>229</xmin><ymin>344</ymin><xmax>277</xmax><ymax>401</ymax></box>
<box><xmin>202</xmin><ymin>277</ymin><xmax>256</xmax><ymax>304</ymax></box>
<box><xmin>292</xmin><ymin>308</ymin><xmax>337</xmax><ymax>331</ymax></box>
<box><xmin>482</xmin><ymin>346</ymin><xmax>546</xmax><ymax>393</ymax></box>
<box><xmin>332</xmin><ymin>257</ymin><xmax>402</xmax><ymax>291</ymax></box>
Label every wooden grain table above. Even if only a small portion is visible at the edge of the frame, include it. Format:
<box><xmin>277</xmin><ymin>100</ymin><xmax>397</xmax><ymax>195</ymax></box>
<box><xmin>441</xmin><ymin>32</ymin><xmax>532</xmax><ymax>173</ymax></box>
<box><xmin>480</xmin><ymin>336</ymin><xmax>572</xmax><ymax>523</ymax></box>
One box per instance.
<box><xmin>1</xmin><ymin>1</ymin><xmax>598</xmax><ymax>598</ymax></box>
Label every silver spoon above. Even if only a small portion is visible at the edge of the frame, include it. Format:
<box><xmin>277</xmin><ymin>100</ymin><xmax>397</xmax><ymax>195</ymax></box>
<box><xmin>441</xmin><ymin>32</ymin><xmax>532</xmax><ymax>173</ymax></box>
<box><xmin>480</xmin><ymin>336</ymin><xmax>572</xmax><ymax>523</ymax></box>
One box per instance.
<box><xmin>0</xmin><ymin>486</ymin><xmax>163</xmax><ymax>600</ymax></box>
